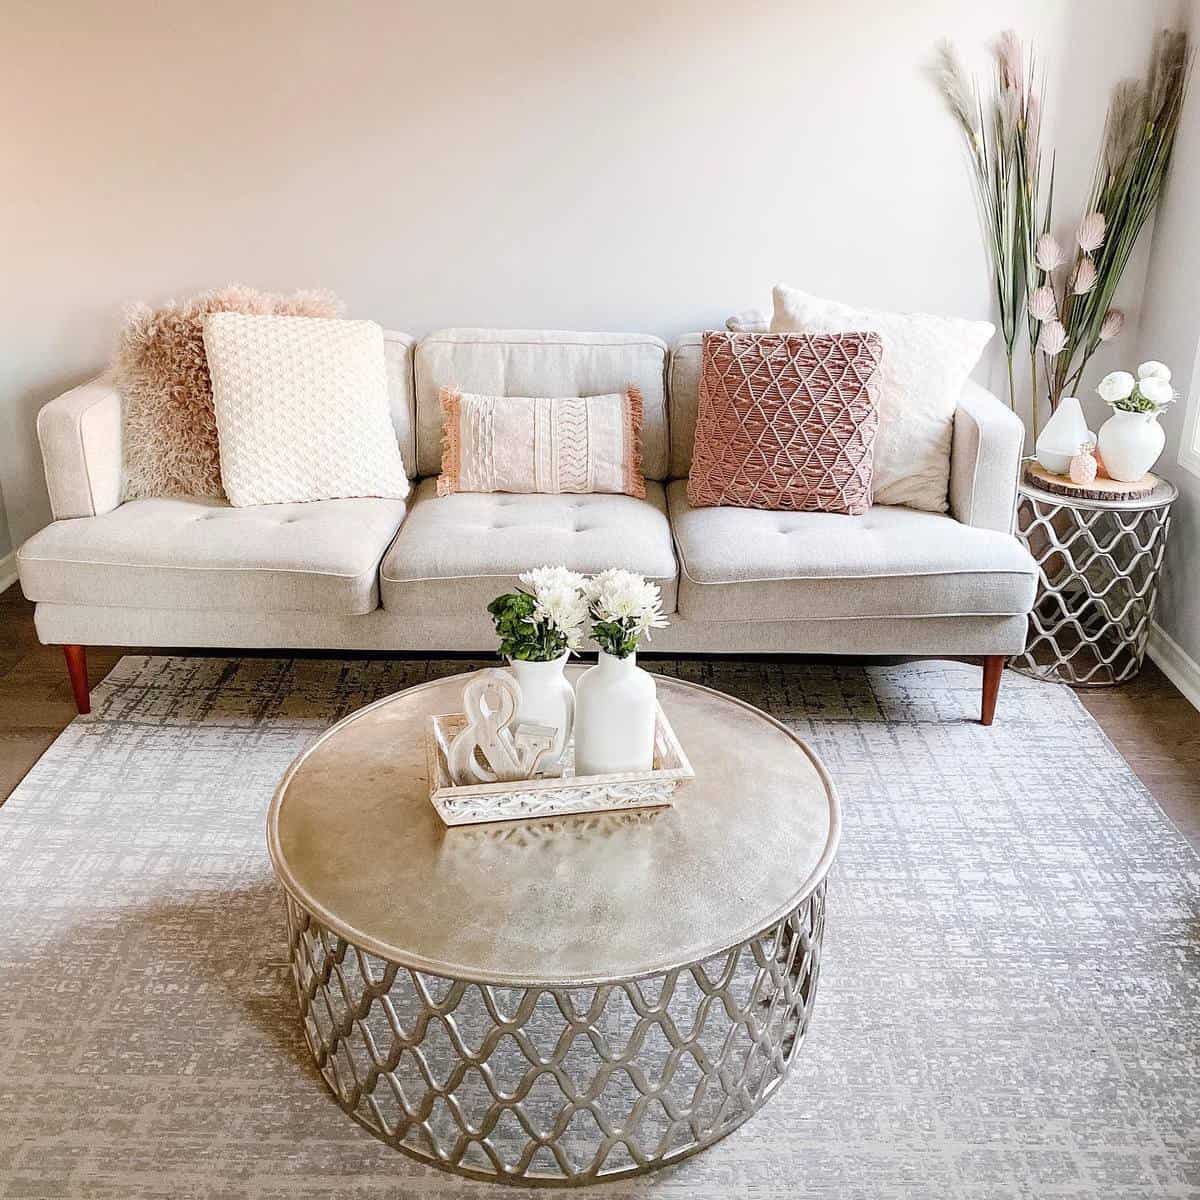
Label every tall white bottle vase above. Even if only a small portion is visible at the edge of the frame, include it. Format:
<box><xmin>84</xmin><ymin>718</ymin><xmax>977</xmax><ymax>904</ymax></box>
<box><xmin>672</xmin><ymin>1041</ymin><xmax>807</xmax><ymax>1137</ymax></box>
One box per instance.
<box><xmin>573</xmin><ymin>651</ymin><xmax>657</xmax><ymax>776</ymax></box>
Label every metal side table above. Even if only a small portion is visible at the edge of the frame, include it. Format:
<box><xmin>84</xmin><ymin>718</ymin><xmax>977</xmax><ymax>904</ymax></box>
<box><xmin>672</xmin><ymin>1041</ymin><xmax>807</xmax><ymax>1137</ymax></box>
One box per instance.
<box><xmin>1014</xmin><ymin>471</ymin><xmax>1178</xmax><ymax>686</ymax></box>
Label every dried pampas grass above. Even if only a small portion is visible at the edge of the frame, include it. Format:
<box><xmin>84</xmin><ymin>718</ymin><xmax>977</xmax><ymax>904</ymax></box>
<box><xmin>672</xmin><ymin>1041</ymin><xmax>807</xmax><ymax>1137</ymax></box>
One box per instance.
<box><xmin>115</xmin><ymin>285</ymin><xmax>343</xmax><ymax>499</ymax></box>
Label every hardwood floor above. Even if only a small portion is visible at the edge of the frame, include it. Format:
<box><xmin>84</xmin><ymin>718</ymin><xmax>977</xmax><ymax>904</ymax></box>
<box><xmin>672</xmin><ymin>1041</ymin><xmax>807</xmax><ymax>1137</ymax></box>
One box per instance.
<box><xmin>2</xmin><ymin>583</ymin><xmax>1197</xmax><ymax>850</ymax></box>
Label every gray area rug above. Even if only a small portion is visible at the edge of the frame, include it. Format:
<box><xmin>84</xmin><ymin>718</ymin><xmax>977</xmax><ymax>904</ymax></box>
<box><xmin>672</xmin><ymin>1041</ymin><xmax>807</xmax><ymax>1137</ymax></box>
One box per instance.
<box><xmin>0</xmin><ymin>655</ymin><xmax>1197</xmax><ymax>1199</ymax></box>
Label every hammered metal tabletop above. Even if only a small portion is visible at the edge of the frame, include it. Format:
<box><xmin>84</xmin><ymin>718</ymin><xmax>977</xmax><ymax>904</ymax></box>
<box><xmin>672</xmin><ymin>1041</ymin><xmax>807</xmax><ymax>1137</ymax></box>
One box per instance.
<box><xmin>268</xmin><ymin>669</ymin><xmax>839</xmax><ymax>986</ymax></box>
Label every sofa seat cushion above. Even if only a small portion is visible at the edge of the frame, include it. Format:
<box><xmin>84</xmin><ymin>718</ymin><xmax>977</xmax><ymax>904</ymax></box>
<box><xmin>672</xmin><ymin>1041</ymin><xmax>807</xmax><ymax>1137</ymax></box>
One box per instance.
<box><xmin>381</xmin><ymin>479</ymin><xmax>677</xmax><ymax>617</ymax></box>
<box><xmin>18</xmin><ymin>496</ymin><xmax>407</xmax><ymax>615</ymax></box>
<box><xmin>667</xmin><ymin>480</ymin><xmax>1035</xmax><ymax>621</ymax></box>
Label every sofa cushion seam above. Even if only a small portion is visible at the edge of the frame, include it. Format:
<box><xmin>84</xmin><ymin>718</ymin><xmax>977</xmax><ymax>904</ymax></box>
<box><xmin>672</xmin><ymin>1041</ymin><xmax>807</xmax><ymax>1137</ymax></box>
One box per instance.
<box><xmin>675</xmin><ymin>604</ymin><xmax>1032</xmax><ymax>622</ymax></box>
<box><xmin>17</xmin><ymin>551</ymin><xmax>379</xmax><ymax>580</ymax></box>
<box><xmin>380</xmin><ymin>566</ymin><xmax>677</xmax><ymax>586</ymax></box>
<box><xmin>674</xmin><ymin>566</ymin><xmax>1036</xmax><ymax>585</ymax></box>
<box><xmin>418</xmin><ymin>337</ymin><xmax>667</xmax><ymax>354</ymax></box>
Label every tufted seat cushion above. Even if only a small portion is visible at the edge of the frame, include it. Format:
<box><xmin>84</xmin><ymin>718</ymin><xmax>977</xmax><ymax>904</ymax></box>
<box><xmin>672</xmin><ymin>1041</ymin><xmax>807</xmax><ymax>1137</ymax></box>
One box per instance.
<box><xmin>17</xmin><ymin>497</ymin><xmax>407</xmax><ymax>614</ymax></box>
<box><xmin>667</xmin><ymin>480</ymin><xmax>1036</xmax><ymax>621</ymax></box>
<box><xmin>380</xmin><ymin>479</ymin><xmax>678</xmax><ymax>616</ymax></box>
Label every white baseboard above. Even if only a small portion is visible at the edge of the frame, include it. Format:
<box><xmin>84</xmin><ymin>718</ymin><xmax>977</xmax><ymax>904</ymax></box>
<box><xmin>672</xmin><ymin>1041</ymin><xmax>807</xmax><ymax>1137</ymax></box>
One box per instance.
<box><xmin>0</xmin><ymin>552</ymin><xmax>16</xmax><ymax>597</ymax></box>
<box><xmin>1147</xmin><ymin>621</ymin><xmax>1200</xmax><ymax>713</ymax></box>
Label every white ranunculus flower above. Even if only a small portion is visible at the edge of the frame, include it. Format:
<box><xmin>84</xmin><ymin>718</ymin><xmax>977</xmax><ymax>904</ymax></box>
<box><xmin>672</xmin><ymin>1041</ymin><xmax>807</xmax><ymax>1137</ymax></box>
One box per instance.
<box><xmin>1137</xmin><ymin>360</ymin><xmax>1172</xmax><ymax>382</ymax></box>
<box><xmin>1096</xmin><ymin>371</ymin><xmax>1136</xmax><ymax>403</ymax></box>
<box><xmin>1138</xmin><ymin>377</ymin><xmax>1177</xmax><ymax>408</ymax></box>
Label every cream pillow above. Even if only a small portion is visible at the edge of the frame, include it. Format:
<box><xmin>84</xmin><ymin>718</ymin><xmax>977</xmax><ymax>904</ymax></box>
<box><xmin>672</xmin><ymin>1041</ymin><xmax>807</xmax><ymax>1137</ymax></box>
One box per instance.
<box><xmin>204</xmin><ymin>313</ymin><xmax>409</xmax><ymax>507</ymax></box>
<box><xmin>438</xmin><ymin>386</ymin><xmax>644</xmax><ymax>498</ymax></box>
<box><xmin>771</xmin><ymin>284</ymin><xmax>994</xmax><ymax>512</ymax></box>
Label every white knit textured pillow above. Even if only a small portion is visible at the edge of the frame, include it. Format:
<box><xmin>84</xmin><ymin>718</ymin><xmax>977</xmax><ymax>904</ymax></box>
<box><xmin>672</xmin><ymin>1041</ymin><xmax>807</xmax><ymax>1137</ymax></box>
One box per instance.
<box><xmin>204</xmin><ymin>313</ymin><xmax>409</xmax><ymax>507</ymax></box>
<box><xmin>771</xmin><ymin>284</ymin><xmax>994</xmax><ymax>512</ymax></box>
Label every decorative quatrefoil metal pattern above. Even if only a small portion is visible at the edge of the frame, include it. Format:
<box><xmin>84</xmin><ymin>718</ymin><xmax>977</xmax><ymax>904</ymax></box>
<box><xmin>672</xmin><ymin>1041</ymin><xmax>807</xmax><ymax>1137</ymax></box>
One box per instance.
<box><xmin>1014</xmin><ymin>489</ymin><xmax>1174</xmax><ymax>686</ymax></box>
<box><xmin>283</xmin><ymin>884</ymin><xmax>826</xmax><ymax>1184</ymax></box>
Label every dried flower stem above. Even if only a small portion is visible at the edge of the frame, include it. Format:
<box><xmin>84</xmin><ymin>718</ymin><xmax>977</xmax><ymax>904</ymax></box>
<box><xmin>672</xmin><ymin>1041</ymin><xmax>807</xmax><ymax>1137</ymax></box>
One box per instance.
<box><xmin>933</xmin><ymin>34</ymin><xmax>1032</xmax><ymax>412</ymax></box>
<box><xmin>1044</xmin><ymin>30</ymin><xmax>1192</xmax><ymax>407</ymax></box>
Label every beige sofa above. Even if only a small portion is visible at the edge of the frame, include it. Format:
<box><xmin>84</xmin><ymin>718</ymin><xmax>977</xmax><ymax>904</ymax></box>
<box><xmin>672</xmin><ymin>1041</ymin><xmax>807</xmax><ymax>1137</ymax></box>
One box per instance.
<box><xmin>18</xmin><ymin>327</ymin><xmax>1037</xmax><ymax>721</ymax></box>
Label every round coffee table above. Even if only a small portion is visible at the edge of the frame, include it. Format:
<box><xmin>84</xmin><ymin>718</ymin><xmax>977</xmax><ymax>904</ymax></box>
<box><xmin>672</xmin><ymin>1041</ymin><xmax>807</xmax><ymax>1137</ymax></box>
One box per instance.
<box><xmin>267</xmin><ymin>669</ymin><xmax>839</xmax><ymax>1186</ymax></box>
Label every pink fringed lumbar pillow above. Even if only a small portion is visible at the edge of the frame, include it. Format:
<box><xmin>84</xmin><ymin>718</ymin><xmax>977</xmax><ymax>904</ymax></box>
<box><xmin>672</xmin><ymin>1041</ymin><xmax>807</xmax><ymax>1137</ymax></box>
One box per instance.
<box><xmin>687</xmin><ymin>331</ymin><xmax>884</xmax><ymax>515</ymax></box>
<box><xmin>114</xmin><ymin>285</ymin><xmax>343</xmax><ymax>500</ymax></box>
<box><xmin>437</xmin><ymin>387</ymin><xmax>645</xmax><ymax>498</ymax></box>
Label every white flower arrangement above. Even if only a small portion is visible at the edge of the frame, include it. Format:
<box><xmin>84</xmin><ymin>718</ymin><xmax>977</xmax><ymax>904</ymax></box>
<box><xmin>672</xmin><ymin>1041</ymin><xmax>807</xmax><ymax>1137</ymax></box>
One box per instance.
<box><xmin>487</xmin><ymin>567</ymin><xmax>669</xmax><ymax>661</ymax></box>
<box><xmin>487</xmin><ymin>566</ymin><xmax>589</xmax><ymax>661</ymax></box>
<box><xmin>521</xmin><ymin>566</ymin><xmax>590</xmax><ymax>651</ymax></box>
<box><xmin>1096</xmin><ymin>361</ymin><xmax>1178</xmax><ymax>414</ymax></box>
<box><xmin>586</xmin><ymin>568</ymin><xmax>669</xmax><ymax>659</ymax></box>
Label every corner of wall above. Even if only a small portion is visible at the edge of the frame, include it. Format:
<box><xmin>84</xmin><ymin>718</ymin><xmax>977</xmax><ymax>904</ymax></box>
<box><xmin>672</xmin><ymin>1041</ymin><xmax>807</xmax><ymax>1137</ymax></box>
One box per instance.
<box><xmin>1148</xmin><ymin>621</ymin><xmax>1200</xmax><ymax>712</ymax></box>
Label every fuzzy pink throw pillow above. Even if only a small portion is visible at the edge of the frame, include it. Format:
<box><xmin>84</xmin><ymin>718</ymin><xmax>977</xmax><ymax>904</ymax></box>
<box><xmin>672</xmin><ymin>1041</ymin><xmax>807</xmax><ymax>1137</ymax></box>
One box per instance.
<box><xmin>114</xmin><ymin>285</ymin><xmax>343</xmax><ymax>499</ymax></box>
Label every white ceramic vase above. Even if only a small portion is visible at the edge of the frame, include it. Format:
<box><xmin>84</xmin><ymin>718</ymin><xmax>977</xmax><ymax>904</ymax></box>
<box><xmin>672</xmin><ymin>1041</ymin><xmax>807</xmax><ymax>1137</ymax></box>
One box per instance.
<box><xmin>1097</xmin><ymin>408</ymin><xmax>1166</xmax><ymax>483</ymax></box>
<box><xmin>1035</xmin><ymin>396</ymin><xmax>1091</xmax><ymax>475</ymax></box>
<box><xmin>573</xmin><ymin>651</ymin><xmax>657</xmax><ymax>776</ymax></box>
<box><xmin>507</xmin><ymin>653</ymin><xmax>575</xmax><ymax>771</ymax></box>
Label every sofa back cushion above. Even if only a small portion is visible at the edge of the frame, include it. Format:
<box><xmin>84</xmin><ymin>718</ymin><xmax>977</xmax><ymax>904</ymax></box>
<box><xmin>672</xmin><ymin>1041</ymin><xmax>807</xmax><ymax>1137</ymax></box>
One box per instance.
<box><xmin>382</xmin><ymin>330</ymin><xmax>418</xmax><ymax>478</ymax></box>
<box><xmin>668</xmin><ymin>334</ymin><xmax>705</xmax><ymax>479</ymax></box>
<box><xmin>414</xmin><ymin>329</ymin><xmax>669</xmax><ymax>479</ymax></box>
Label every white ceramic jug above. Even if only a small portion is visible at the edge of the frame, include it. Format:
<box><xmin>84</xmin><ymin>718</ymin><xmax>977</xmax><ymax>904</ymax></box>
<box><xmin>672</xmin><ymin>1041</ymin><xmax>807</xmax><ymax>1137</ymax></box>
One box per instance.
<box><xmin>507</xmin><ymin>653</ymin><xmax>575</xmax><ymax>771</ymax></box>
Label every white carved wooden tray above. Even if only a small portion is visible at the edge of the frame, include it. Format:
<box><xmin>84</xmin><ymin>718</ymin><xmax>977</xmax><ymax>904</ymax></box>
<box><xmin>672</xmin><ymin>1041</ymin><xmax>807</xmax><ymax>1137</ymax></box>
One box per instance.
<box><xmin>425</xmin><ymin>704</ymin><xmax>694</xmax><ymax>827</ymax></box>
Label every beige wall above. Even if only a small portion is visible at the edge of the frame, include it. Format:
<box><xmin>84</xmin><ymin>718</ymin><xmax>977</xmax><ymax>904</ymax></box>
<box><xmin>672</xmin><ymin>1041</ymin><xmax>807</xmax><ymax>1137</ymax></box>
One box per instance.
<box><xmin>0</xmin><ymin>0</ymin><xmax>1173</xmax><ymax>548</ymax></box>
<box><xmin>0</xmin><ymin>484</ymin><xmax>10</xmax><ymax>561</ymax></box>
<box><xmin>1134</xmin><ymin>0</ymin><xmax>1200</xmax><ymax>665</ymax></box>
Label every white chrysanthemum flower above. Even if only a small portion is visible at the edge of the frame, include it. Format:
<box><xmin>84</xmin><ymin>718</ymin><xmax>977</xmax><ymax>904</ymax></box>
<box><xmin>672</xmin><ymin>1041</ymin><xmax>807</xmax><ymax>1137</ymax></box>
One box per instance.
<box><xmin>516</xmin><ymin>565</ymin><xmax>589</xmax><ymax>652</ymax></box>
<box><xmin>1137</xmin><ymin>360</ymin><xmax>1171</xmax><ymax>382</ymax></box>
<box><xmin>533</xmin><ymin>588</ymin><xmax>589</xmax><ymax>651</ymax></box>
<box><xmin>1097</xmin><ymin>371</ymin><xmax>1136</xmax><ymax>403</ymax></box>
<box><xmin>519</xmin><ymin>565</ymin><xmax>588</xmax><ymax>596</ymax></box>
<box><xmin>586</xmin><ymin>568</ymin><xmax>668</xmax><ymax>653</ymax></box>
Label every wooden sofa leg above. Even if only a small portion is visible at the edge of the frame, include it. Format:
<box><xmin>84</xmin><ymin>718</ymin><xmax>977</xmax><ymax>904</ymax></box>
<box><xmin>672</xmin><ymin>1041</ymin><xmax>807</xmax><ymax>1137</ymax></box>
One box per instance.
<box><xmin>64</xmin><ymin>645</ymin><xmax>91</xmax><ymax>715</ymax></box>
<box><xmin>980</xmin><ymin>655</ymin><xmax>1004</xmax><ymax>726</ymax></box>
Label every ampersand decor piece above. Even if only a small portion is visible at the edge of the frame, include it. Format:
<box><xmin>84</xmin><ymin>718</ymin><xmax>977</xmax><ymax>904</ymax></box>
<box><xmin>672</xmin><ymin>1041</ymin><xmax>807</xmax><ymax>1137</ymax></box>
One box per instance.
<box><xmin>445</xmin><ymin>671</ymin><xmax>561</xmax><ymax>785</ymax></box>
<box><xmin>447</xmin><ymin>670</ymin><xmax>523</xmax><ymax>784</ymax></box>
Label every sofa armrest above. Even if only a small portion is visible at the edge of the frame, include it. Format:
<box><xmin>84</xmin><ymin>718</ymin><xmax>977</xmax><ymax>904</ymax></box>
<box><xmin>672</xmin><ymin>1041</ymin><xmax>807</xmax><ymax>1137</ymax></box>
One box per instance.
<box><xmin>949</xmin><ymin>380</ymin><xmax>1025</xmax><ymax>533</ymax></box>
<box><xmin>37</xmin><ymin>375</ymin><xmax>123</xmax><ymax>519</ymax></box>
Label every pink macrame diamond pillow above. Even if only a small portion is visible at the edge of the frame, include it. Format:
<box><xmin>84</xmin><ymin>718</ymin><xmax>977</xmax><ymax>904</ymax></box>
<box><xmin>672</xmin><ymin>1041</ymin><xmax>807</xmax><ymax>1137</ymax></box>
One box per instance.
<box><xmin>686</xmin><ymin>331</ymin><xmax>884</xmax><ymax>515</ymax></box>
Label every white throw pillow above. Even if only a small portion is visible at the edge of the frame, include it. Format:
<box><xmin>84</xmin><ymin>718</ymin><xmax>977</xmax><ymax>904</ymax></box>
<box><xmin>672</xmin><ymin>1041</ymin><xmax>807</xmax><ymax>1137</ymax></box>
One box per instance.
<box><xmin>770</xmin><ymin>284</ymin><xmax>994</xmax><ymax>512</ymax></box>
<box><xmin>204</xmin><ymin>313</ymin><xmax>409</xmax><ymax>507</ymax></box>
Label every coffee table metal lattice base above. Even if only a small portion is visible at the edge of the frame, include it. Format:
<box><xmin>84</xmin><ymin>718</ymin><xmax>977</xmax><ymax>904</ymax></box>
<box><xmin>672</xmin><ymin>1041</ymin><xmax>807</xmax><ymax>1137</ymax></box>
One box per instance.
<box><xmin>285</xmin><ymin>882</ymin><xmax>826</xmax><ymax>1185</ymax></box>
